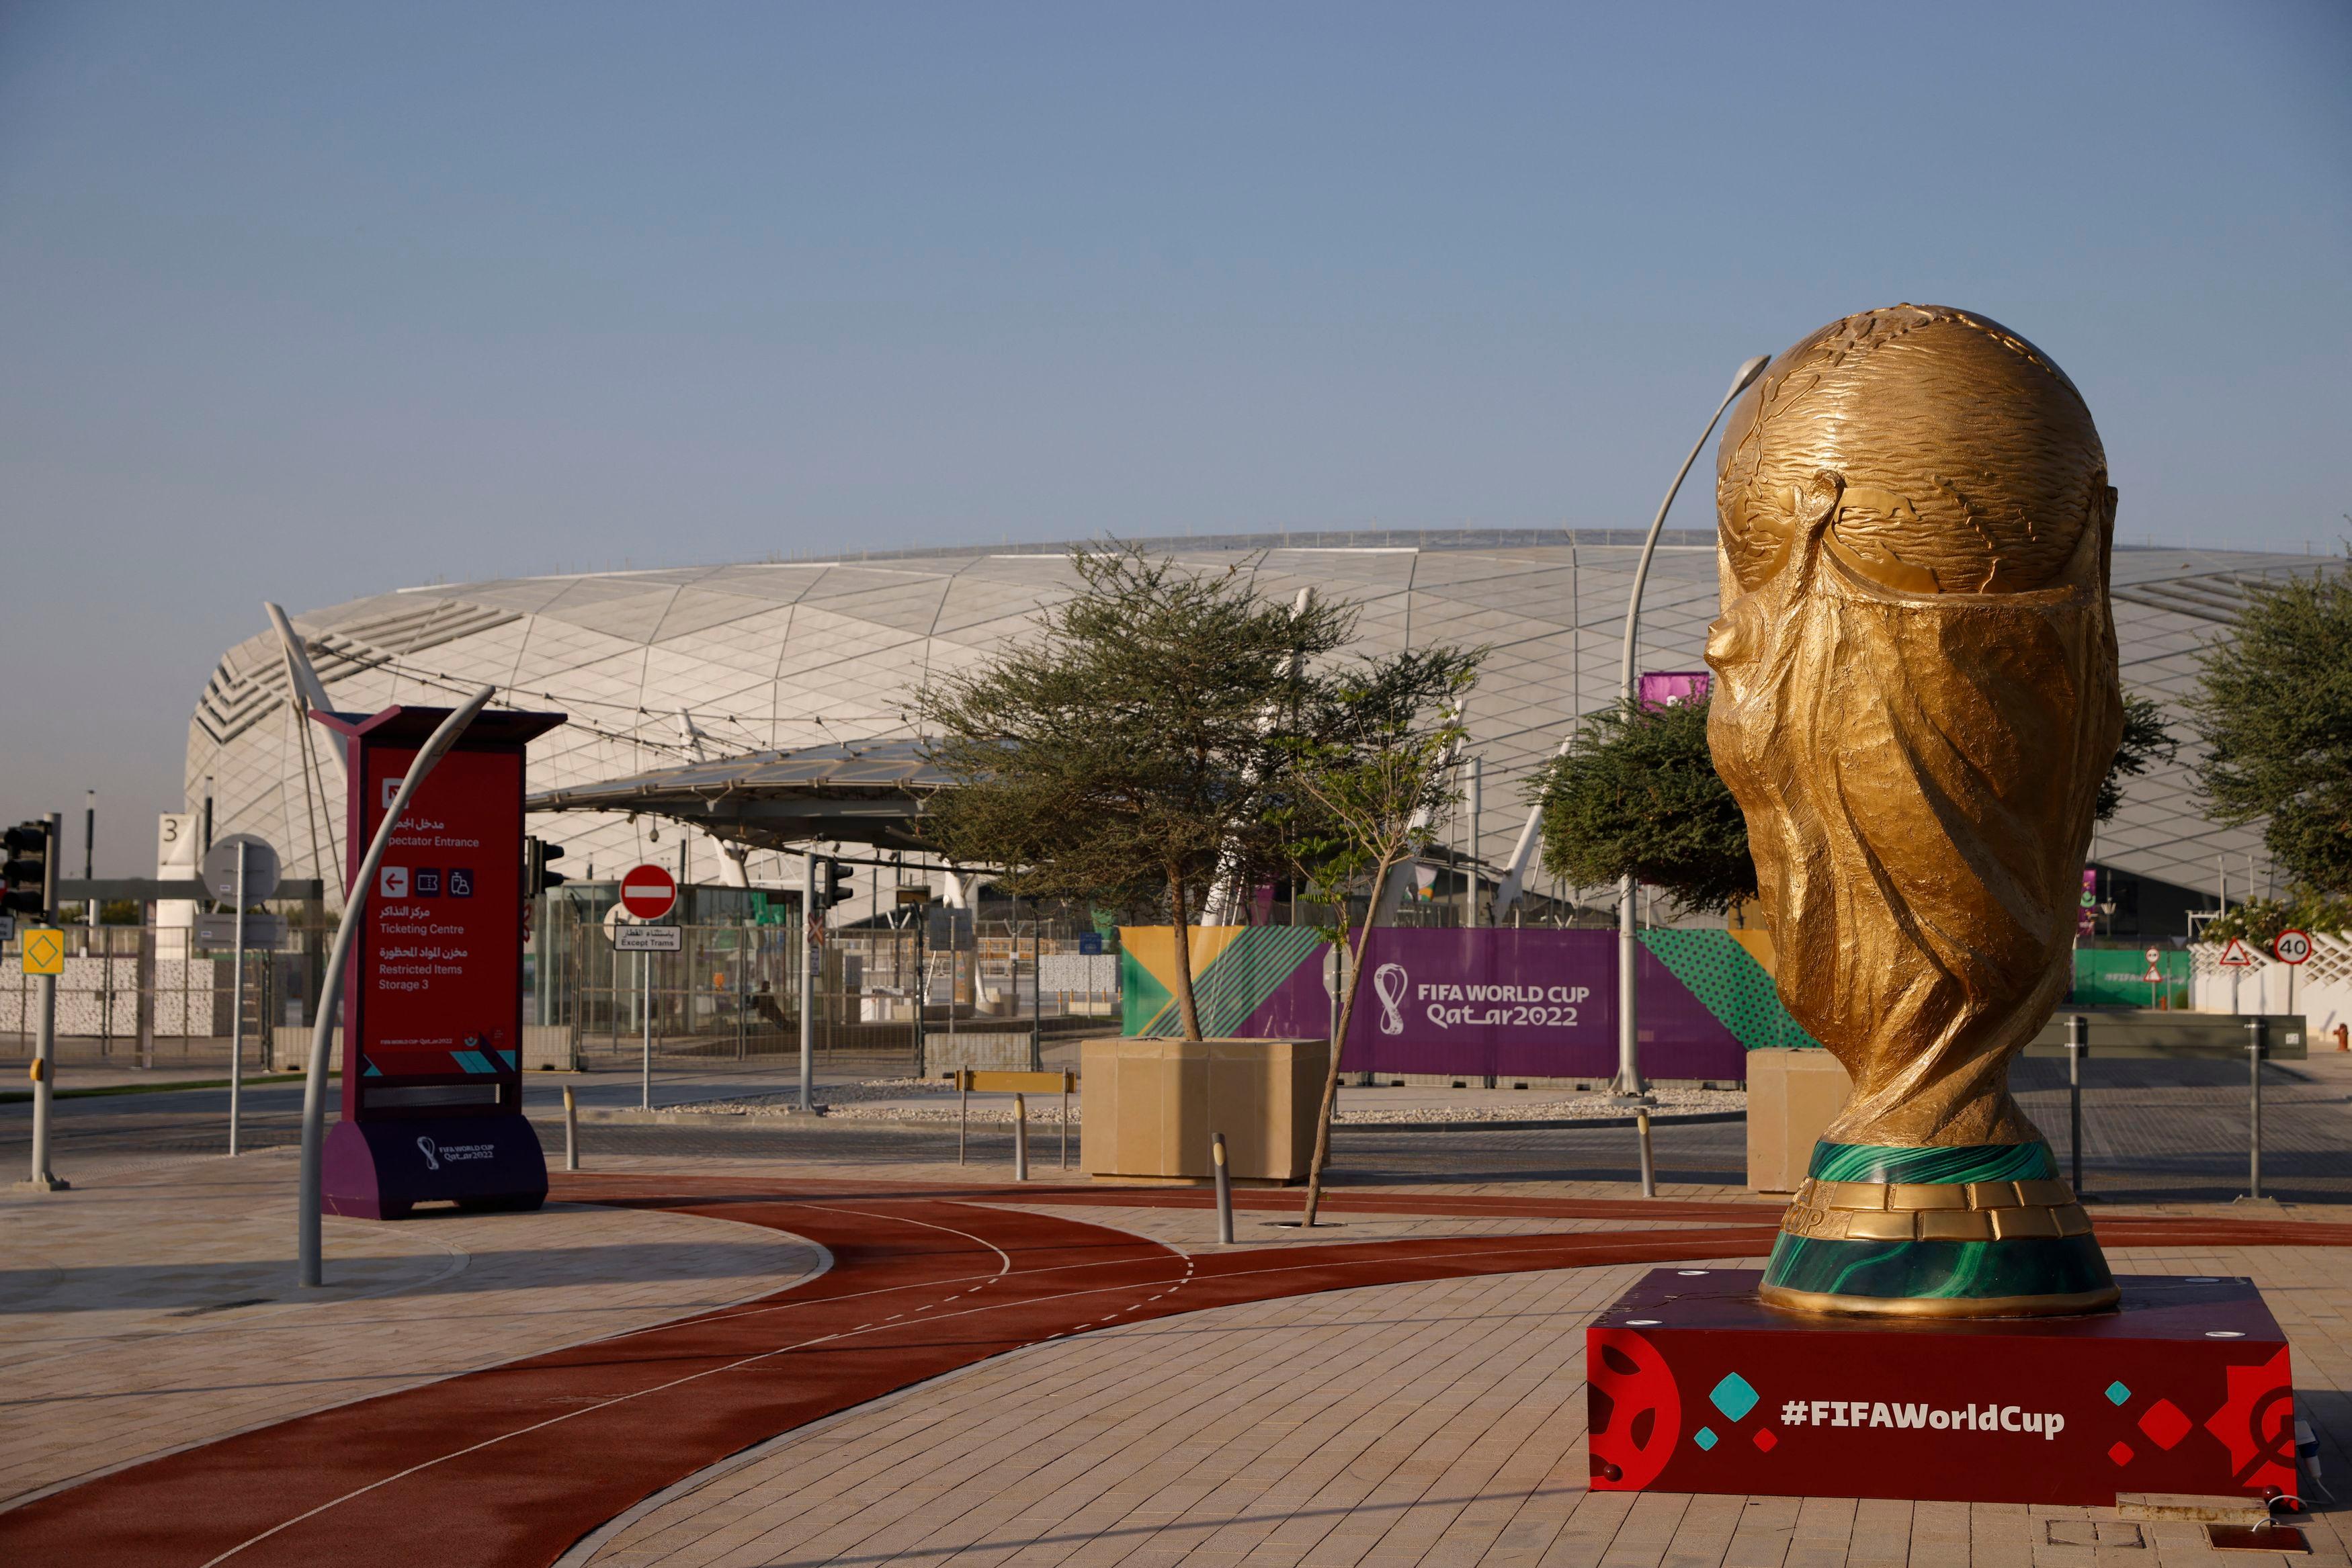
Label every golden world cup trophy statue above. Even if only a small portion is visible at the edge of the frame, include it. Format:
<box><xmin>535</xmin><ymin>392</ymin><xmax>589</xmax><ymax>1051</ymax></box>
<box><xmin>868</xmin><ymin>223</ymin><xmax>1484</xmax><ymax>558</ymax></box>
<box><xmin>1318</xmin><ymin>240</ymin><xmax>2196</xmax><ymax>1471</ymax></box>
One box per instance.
<box><xmin>1706</xmin><ymin>304</ymin><xmax>2122</xmax><ymax>1316</ymax></box>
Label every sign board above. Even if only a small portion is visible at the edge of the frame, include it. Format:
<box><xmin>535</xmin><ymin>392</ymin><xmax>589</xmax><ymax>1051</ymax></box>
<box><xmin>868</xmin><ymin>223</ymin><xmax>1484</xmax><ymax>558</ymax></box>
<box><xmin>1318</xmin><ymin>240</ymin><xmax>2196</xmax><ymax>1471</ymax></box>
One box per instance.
<box><xmin>2274</xmin><ymin>929</ymin><xmax>2313</xmax><ymax>965</ymax></box>
<box><xmin>313</xmin><ymin>705</ymin><xmax>564</xmax><ymax>1125</ymax></box>
<box><xmin>2143</xmin><ymin>947</ymin><xmax>2161</xmax><ymax>967</ymax></box>
<box><xmin>896</xmin><ymin>885</ymin><xmax>933</xmax><ymax>906</ymax></box>
<box><xmin>196</xmin><ymin>913</ymin><xmax>288</xmax><ymax>950</ymax></box>
<box><xmin>1078</xmin><ymin>932</ymin><xmax>1104</xmax><ymax>956</ymax></box>
<box><xmin>2142</xmin><ymin>966</ymin><xmax>2165</xmax><ymax>984</ymax></box>
<box><xmin>620</xmin><ymin>863</ymin><xmax>677</xmax><ymax>922</ymax></box>
<box><xmin>201</xmin><ymin>834</ymin><xmax>282</xmax><ymax>904</ymax></box>
<box><xmin>2218</xmin><ymin>937</ymin><xmax>2256</xmax><ymax>968</ymax></box>
<box><xmin>157</xmin><ymin>812</ymin><xmax>200</xmax><ymax>877</ymax></box>
<box><xmin>308</xmin><ymin>703</ymin><xmax>566</xmax><ymax>1220</ymax></box>
<box><xmin>20</xmin><ymin>926</ymin><xmax>64</xmax><ymax>976</ymax></box>
<box><xmin>614</xmin><ymin>924</ymin><xmax>682</xmax><ymax>952</ymax></box>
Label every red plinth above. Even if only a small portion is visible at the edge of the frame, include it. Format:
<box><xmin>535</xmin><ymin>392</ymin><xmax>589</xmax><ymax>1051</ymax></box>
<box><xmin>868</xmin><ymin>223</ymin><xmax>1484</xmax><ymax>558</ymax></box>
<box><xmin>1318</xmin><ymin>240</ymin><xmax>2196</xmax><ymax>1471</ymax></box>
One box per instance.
<box><xmin>1588</xmin><ymin>1270</ymin><xmax>2296</xmax><ymax>1508</ymax></box>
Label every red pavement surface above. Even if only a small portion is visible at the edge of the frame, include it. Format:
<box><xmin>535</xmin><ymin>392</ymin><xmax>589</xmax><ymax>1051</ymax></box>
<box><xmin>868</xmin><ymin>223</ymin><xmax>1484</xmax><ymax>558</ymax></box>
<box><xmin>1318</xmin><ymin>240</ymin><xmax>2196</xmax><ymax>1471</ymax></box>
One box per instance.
<box><xmin>4</xmin><ymin>1176</ymin><xmax>2345</xmax><ymax>1567</ymax></box>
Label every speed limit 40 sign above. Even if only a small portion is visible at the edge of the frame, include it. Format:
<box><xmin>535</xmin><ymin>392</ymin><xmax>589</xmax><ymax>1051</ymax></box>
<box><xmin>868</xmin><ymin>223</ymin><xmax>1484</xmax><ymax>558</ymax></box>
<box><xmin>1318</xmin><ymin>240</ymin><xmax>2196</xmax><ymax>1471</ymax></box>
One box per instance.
<box><xmin>2273</xmin><ymin>929</ymin><xmax>2314</xmax><ymax>965</ymax></box>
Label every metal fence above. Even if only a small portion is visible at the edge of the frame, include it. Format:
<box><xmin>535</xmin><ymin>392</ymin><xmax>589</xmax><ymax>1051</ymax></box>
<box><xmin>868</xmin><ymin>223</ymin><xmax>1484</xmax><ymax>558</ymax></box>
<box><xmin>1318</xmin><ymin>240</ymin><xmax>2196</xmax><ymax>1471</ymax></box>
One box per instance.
<box><xmin>5</xmin><ymin>893</ymin><xmax>1123</xmax><ymax>1082</ymax></box>
<box><xmin>1</xmin><ymin>920</ymin><xmax>322</xmax><ymax>1072</ymax></box>
<box><xmin>534</xmin><ymin>896</ymin><xmax>1120</xmax><ymax>1080</ymax></box>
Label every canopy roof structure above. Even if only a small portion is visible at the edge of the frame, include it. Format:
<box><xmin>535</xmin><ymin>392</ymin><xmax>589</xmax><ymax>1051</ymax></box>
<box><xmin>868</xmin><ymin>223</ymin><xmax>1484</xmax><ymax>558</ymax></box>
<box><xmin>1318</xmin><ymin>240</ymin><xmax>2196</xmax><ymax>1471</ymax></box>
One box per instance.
<box><xmin>525</xmin><ymin>738</ymin><xmax>948</xmax><ymax>852</ymax></box>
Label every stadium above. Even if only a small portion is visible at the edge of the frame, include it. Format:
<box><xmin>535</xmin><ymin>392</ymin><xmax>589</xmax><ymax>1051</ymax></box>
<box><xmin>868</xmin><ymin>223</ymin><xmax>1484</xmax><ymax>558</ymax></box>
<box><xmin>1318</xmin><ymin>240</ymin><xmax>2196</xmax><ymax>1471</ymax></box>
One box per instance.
<box><xmin>186</xmin><ymin>529</ymin><xmax>2331</xmax><ymax>937</ymax></box>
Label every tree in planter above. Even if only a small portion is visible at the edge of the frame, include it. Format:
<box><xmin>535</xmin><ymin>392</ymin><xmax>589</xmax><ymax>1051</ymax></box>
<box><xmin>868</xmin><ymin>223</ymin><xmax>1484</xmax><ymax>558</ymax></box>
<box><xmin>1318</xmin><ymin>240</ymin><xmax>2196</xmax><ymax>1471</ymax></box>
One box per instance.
<box><xmin>908</xmin><ymin>545</ymin><xmax>1357</xmax><ymax>1040</ymax></box>
<box><xmin>1531</xmin><ymin>691</ymin><xmax>2179</xmax><ymax>915</ymax></box>
<box><xmin>2193</xmin><ymin>566</ymin><xmax>2352</xmax><ymax>897</ymax></box>
<box><xmin>1281</xmin><ymin>646</ymin><xmax>1484</xmax><ymax>1227</ymax></box>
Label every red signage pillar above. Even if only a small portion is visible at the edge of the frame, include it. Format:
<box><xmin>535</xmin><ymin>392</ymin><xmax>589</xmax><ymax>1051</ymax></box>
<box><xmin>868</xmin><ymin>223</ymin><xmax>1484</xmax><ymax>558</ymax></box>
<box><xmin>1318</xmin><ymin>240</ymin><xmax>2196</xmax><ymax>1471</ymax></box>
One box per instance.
<box><xmin>309</xmin><ymin>704</ymin><xmax>567</xmax><ymax>1219</ymax></box>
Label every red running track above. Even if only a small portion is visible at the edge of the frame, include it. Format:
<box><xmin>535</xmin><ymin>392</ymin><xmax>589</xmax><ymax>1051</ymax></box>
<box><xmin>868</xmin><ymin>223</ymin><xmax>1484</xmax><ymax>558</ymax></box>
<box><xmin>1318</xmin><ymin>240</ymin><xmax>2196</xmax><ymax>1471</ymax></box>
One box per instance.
<box><xmin>3</xmin><ymin>1175</ymin><xmax>2343</xmax><ymax>1567</ymax></box>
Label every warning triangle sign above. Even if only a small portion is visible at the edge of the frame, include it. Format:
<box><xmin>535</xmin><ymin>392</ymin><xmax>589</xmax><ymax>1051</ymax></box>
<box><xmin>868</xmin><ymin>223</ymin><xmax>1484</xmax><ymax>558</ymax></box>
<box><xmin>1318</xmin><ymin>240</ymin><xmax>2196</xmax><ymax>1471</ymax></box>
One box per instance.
<box><xmin>2218</xmin><ymin>937</ymin><xmax>2256</xmax><ymax>968</ymax></box>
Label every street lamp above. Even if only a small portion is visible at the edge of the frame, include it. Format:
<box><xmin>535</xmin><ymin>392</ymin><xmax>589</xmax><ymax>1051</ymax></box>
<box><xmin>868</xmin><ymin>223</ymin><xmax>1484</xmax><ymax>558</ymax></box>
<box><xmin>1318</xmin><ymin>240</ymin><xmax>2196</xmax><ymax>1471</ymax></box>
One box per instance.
<box><xmin>1612</xmin><ymin>353</ymin><xmax>1773</xmax><ymax>1102</ymax></box>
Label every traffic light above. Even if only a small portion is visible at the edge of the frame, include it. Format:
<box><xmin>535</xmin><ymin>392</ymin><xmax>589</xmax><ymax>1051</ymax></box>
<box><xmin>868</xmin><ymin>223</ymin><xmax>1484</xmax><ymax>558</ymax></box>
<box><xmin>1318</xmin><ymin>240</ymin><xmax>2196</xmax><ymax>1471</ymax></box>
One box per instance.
<box><xmin>819</xmin><ymin>857</ymin><xmax>853</xmax><ymax>910</ymax></box>
<box><xmin>2</xmin><ymin>820</ymin><xmax>56</xmax><ymax>919</ymax></box>
<box><xmin>523</xmin><ymin>836</ymin><xmax>568</xmax><ymax>898</ymax></box>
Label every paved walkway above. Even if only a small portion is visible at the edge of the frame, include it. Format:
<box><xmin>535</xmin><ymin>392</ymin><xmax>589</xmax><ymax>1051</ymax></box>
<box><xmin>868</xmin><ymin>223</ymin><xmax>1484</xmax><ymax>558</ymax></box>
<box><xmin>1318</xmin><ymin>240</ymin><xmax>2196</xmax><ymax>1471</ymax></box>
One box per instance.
<box><xmin>7</xmin><ymin>1143</ymin><xmax>2352</xmax><ymax>1565</ymax></box>
<box><xmin>562</xmin><ymin>1215</ymin><xmax>2352</xmax><ymax>1568</ymax></box>
<box><xmin>0</xmin><ymin>1150</ymin><xmax>822</xmax><ymax>1507</ymax></box>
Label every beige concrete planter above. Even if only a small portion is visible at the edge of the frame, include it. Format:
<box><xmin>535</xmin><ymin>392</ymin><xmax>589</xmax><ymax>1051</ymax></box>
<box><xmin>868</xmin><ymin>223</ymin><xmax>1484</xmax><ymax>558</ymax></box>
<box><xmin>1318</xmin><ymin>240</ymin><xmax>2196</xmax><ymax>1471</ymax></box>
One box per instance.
<box><xmin>1745</xmin><ymin>1047</ymin><xmax>1850</xmax><ymax>1192</ymax></box>
<box><xmin>1079</xmin><ymin>1037</ymin><xmax>1330</xmax><ymax>1185</ymax></box>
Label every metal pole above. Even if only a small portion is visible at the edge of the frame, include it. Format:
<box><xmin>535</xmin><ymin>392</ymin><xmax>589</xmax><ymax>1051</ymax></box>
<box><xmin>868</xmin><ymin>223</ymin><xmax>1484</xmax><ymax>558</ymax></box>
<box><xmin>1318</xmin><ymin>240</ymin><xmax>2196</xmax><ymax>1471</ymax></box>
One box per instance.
<box><xmin>1466</xmin><ymin>756</ymin><xmax>1482</xmax><ymax>928</ymax></box>
<box><xmin>958</xmin><ymin>1070</ymin><xmax>968</xmax><ymax>1164</ymax></box>
<box><xmin>1030</xmin><ymin>896</ymin><xmax>1042</xmax><ymax>1074</ymax></box>
<box><xmin>1013</xmin><ymin>1092</ymin><xmax>1028</xmax><ymax>1182</ymax></box>
<box><xmin>1610</xmin><ymin>355</ymin><xmax>1769</xmax><ymax>1100</ymax></box>
<box><xmin>799</xmin><ymin>851</ymin><xmax>816</xmax><ymax>1113</ymax></box>
<box><xmin>1634</xmin><ymin>1103</ymin><xmax>1656</xmax><ymax>1199</ymax></box>
<box><xmin>913</xmin><ymin>904</ymin><xmax>926</xmax><ymax>1077</ymax></box>
<box><xmin>83</xmin><ymin>791</ymin><xmax>96</xmax><ymax>928</ymax></box>
<box><xmin>2247</xmin><ymin>1016</ymin><xmax>2264</xmax><ymax>1200</ymax></box>
<box><xmin>228</xmin><ymin>840</ymin><xmax>247</xmax><ymax>1156</ymax></box>
<box><xmin>2066</xmin><ymin>1013</ymin><xmax>2086</xmax><ymax>1195</ymax></box>
<box><xmin>1060</xmin><ymin>1076</ymin><xmax>1069</xmax><ymax>1170</ymax></box>
<box><xmin>562</xmin><ymin>1084</ymin><xmax>579</xmax><ymax>1172</ymax></box>
<box><xmin>1213</xmin><ymin>1131</ymin><xmax>1234</xmax><ymax>1244</ymax></box>
<box><xmin>299</xmin><ymin>687</ymin><xmax>493</xmax><ymax>1289</ymax></box>
<box><xmin>1616</xmin><ymin>875</ymin><xmax>1642</xmax><ymax>1098</ymax></box>
<box><xmin>23</xmin><ymin>814</ymin><xmax>65</xmax><ymax>1191</ymax></box>
<box><xmin>639</xmin><ymin>948</ymin><xmax>651</xmax><ymax>1110</ymax></box>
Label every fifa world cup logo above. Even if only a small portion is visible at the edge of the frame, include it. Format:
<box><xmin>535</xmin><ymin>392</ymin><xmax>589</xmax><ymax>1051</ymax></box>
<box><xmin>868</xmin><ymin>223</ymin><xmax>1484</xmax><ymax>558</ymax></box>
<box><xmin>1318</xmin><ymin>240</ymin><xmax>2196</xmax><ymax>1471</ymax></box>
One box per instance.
<box><xmin>1373</xmin><ymin>963</ymin><xmax>1410</xmax><ymax>1035</ymax></box>
<box><xmin>1706</xmin><ymin>305</ymin><xmax>2123</xmax><ymax>1317</ymax></box>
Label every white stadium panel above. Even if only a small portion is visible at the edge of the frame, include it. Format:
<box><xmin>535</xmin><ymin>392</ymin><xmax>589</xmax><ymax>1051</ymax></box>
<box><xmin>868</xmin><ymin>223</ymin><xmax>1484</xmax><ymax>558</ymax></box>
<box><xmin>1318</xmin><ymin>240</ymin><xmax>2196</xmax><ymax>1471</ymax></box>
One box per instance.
<box><xmin>188</xmin><ymin>534</ymin><xmax>2340</xmax><ymax>907</ymax></box>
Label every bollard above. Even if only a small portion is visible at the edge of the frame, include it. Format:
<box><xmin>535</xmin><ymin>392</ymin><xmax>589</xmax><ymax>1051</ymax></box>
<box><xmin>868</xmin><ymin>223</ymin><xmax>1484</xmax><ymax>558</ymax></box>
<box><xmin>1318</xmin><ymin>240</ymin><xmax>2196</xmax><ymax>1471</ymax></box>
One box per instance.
<box><xmin>1213</xmin><ymin>1132</ymin><xmax>1234</xmax><ymax>1245</ymax></box>
<box><xmin>562</xmin><ymin>1084</ymin><xmax>579</xmax><ymax>1173</ymax></box>
<box><xmin>2247</xmin><ymin>1016</ymin><xmax>2265</xmax><ymax>1201</ymax></box>
<box><xmin>1013</xmin><ymin>1092</ymin><xmax>1029</xmax><ymax>1182</ymax></box>
<box><xmin>1635</xmin><ymin>1104</ymin><xmax>1656</xmax><ymax>1199</ymax></box>
<box><xmin>2065</xmin><ymin>1013</ymin><xmax>2087</xmax><ymax>1196</ymax></box>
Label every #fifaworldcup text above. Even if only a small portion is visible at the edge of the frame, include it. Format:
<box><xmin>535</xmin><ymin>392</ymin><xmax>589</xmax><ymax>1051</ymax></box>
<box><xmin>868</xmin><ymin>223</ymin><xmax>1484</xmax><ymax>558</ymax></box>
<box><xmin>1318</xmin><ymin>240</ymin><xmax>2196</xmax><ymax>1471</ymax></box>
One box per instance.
<box><xmin>1779</xmin><ymin>1399</ymin><xmax>2065</xmax><ymax>1438</ymax></box>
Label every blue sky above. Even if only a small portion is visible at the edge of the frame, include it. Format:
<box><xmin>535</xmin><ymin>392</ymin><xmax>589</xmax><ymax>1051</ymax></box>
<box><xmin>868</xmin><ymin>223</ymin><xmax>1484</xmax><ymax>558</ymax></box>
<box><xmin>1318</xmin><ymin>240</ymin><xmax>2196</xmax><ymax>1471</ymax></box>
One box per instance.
<box><xmin>4</xmin><ymin>1</ymin><xmax>2347</xmax><ymax>870</ymax></box>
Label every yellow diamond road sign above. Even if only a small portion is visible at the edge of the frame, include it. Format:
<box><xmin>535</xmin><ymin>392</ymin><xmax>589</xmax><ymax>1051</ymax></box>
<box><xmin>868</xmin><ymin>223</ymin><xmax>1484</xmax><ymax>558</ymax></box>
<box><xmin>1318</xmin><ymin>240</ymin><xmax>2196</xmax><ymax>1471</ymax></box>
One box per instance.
<box><xmin>21</xmin><ymin>928</ymin><xmax>64</xmax><ymax>976</ymax></box>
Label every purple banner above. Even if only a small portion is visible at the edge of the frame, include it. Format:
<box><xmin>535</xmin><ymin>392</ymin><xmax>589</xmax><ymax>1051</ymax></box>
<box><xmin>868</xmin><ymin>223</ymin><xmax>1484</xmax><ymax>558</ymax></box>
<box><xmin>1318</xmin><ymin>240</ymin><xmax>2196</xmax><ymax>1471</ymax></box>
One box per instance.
<box><xmin>1251</xmin><ymin>927</ymin><xmax>1742</xmax><ymax>1082</ymax></box>
<box><xmin>1638</xmin><ymin>670</ymin><xmax>1712</xmax><ymax>709</ymax></box>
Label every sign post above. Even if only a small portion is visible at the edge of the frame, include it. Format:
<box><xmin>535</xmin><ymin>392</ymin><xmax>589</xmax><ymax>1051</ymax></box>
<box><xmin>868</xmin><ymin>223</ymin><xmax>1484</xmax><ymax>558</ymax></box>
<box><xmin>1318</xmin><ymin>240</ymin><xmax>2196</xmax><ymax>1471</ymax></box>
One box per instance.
<box><xmin>307</xmin><ymin>703</ymin><xmax>566</xmax><ymax>1221</ymax></box>
<box><xmin>618</xmin><ymin>864</ymin><xmax>677</xmax><ymax>1110</ymax></box>
<box><xmin>203</xmin><ymin>833</ymin><xmax>280</xmax><ymax>1157</ymax></box>
<box><xmin>2273</xmin><ymin>928</ymin><xmax>2311</xmax><ymax>1017</ymax></box>
<box><xmin>14</xmin><ymin>813</ymin><xmax>67</xmax><ymax>1193</ymax></box>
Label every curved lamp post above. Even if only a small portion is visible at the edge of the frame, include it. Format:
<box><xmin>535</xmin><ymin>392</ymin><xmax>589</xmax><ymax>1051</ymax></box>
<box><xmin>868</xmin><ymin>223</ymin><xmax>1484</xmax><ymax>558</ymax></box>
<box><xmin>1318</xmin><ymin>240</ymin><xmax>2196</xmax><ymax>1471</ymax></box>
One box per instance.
<box><xmin>297</xmin><ymin>685</ymin><xmax>497</xmax><ymax>1287</ymax></box>
<box><xmin>1613</xmin><ymin>355</ymin><xmax>1772</xmax><ymax>1104</ymax></box>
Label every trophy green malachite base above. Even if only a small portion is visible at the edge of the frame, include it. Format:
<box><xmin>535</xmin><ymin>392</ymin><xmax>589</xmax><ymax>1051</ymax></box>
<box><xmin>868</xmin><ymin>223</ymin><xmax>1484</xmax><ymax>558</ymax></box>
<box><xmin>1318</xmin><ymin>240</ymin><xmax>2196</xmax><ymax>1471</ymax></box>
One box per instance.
<box><xmin>1758</xmin><ymin>1141</ymin><xmax>2118</xmax><ymax>1318</ymax></box>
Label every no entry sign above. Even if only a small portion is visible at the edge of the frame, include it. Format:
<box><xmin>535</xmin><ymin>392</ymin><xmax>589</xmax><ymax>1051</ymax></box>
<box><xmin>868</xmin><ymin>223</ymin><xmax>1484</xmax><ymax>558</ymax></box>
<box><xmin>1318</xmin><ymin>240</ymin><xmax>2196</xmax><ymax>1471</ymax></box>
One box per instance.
<box><xmin>620</xmin><ymin>863</ymin><xmax>678</xmax><ymax>921</ymax></box>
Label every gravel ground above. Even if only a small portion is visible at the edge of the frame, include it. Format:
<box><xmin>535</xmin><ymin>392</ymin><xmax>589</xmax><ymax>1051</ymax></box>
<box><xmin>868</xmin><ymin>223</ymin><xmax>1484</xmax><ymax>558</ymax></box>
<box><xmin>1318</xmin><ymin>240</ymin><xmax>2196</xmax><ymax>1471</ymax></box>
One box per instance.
<box><xmin>666</xmin><ymin>1079</ymin><xmax>1747</xmax><ymax>1127</ymax></box>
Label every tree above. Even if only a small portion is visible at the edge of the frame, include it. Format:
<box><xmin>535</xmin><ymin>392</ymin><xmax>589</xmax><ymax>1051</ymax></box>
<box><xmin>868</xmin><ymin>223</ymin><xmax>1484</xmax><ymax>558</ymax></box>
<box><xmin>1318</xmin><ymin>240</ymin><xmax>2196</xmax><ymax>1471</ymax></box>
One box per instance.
<box><xmin>909</xmin><ymin>544</ymin><xmax>1357</xmax><ymax>1040</ymax></box>
<box><xmin>1530</xmin><ymin>696</ymin><xmax>1753</xmax><ymax>917</ymax></box>
<box><xmin>2097</xmin><ymin>695</ymin><xmax>2181</xmax><ymax>823</ymax></box>
<box><xmin>1280</xmin><ymin>646</ymin><xmax>1483</xmax><ymax>1226</ymax></box>
<box><xmin>2193</xmin><ymin>567</ymin><xmax>2352</xmax><ymax>896</ymax></box>
<box><xmin>2203</xmin><ymin>890</ymin><xmax>2352</xmax><ymax>947</ymax></box>
<box><xmin>1532</xmin><ymin>691</ymin><xmax>2180</xmax><ymax>916</ymax></box>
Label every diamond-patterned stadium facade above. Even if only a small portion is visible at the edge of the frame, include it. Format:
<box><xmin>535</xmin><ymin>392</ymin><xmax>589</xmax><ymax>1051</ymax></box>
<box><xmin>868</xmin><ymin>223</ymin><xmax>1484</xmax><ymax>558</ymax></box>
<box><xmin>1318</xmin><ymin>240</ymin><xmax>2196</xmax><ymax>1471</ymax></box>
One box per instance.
<box><xmin>186</xmin><ymin>529</ymin><xmax>2339</xmax><ymax>921</ymax></box>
